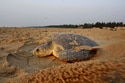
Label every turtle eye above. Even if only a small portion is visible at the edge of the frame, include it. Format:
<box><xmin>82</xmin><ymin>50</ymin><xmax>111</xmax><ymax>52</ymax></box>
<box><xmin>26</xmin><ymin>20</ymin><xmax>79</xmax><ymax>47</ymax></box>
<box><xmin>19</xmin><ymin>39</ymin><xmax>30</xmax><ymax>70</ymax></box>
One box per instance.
<box><xmin>36</xmin><ymin>49</ymin><xmax>40</xmax><ymax>52</ymax></box>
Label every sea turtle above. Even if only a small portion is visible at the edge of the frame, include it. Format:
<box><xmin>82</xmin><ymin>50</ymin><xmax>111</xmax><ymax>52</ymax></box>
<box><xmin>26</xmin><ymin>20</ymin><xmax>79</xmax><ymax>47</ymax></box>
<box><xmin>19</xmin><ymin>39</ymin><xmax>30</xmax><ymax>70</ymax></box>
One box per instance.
<box><xmin>33</xmin><ymin>33</ymin><xmax>99</xmax><ymax>62</ymax></box>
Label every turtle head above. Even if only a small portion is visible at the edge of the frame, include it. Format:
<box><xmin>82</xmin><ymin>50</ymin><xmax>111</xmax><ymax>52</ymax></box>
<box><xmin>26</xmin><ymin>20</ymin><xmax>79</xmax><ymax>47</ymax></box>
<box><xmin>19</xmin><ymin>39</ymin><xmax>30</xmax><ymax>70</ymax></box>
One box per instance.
<box><xmin>33</xmin><ymin>41</ymin><xmax>53</xmax><ymax>57</ymax></box>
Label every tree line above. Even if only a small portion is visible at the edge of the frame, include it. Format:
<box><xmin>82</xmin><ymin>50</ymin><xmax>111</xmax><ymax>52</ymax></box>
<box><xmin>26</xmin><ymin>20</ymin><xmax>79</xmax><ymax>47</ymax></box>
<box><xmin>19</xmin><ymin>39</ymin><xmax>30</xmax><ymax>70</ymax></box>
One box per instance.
<box><xmin>46</xmin><ymin>22</ymin><xmax>125</xmax><ymax>29</ymax></box>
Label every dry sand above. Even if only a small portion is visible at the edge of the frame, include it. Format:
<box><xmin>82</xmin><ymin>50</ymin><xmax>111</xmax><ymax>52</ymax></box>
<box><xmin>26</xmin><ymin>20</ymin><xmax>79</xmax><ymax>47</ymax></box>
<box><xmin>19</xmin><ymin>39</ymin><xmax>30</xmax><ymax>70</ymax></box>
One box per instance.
<box><xmin>0</xmin><ymin>27</ymin><xmax>125</xmax><ymax>83</ymax></box>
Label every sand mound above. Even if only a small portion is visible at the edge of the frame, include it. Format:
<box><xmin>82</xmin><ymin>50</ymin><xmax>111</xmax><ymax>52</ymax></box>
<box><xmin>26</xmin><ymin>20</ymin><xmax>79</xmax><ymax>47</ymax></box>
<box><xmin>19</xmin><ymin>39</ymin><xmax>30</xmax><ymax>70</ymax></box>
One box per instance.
<box><xmin>12</xmin><ymin>60</ymin><xmax>125</xmax><ymax>83</ymax></box>
<box><xmin>0</xmin><ymin>28</ymin><xmax>125</xmax><ymax>83</ymax></box>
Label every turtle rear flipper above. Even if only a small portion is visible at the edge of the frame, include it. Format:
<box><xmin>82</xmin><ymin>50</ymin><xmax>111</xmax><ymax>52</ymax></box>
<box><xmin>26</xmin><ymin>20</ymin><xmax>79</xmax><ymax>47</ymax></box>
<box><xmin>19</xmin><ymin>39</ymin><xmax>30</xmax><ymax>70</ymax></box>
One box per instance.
<box><xmin>58</xmin><ymin>48</ymin><xmax>98</xmax><ymax>62</ymax></box>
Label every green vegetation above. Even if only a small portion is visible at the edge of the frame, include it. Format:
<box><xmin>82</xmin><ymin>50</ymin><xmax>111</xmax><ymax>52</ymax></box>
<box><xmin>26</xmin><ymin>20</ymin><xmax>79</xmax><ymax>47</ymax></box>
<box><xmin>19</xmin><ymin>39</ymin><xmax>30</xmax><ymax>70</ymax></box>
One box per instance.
<box><xmin>46</xmin><ymin>24</ymin><xmax>78</xmax><ymax>28</ymax></box>
<box><xmin>46</xmin><ymin>22</ymin><xmax>125</xmax><ymax>29</ymax></box>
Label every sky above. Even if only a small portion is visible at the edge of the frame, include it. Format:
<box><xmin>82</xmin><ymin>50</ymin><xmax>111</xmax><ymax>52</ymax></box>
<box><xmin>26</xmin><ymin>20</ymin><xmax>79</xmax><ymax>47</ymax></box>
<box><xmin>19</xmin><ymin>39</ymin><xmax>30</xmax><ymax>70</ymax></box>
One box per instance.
<box><xmin>0</xmin><ymin>0</ymin><xmax>125</xmax><ymax>27</ymax></box>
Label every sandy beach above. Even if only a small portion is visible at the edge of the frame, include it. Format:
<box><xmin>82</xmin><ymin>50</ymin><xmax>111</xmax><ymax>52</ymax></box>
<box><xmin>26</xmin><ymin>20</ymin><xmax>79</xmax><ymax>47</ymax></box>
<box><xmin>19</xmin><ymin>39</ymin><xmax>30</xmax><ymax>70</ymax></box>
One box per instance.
<box><xmin>0</xmin><ymin>27</ymin><xmax>125</xmax><ymax>83</ymax></box>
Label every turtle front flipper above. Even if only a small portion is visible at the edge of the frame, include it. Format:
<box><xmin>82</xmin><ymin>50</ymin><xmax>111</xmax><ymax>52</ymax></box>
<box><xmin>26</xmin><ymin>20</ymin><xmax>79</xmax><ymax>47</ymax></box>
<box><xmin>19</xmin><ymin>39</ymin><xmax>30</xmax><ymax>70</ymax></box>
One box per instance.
<box><xmin>58</xmin><ymin>48</ymin><xmax>98</xmax><ymax>62</ymax></box>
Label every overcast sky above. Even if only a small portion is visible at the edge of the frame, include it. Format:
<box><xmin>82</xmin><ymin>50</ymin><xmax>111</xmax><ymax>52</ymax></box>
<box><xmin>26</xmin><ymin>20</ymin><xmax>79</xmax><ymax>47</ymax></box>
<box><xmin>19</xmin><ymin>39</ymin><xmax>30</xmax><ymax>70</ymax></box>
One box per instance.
<box><xmin>0</xmin><ymin>0</ymin><xmax>125</xmax><ymax>27</ymax></box>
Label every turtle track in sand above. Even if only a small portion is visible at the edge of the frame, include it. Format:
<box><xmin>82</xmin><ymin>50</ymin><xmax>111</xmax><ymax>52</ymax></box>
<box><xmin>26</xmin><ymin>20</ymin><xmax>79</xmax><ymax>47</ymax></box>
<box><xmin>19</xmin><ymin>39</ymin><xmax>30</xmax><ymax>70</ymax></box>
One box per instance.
<box><xmin>6</xmin><ymin>41</ymin><xmax>64</xmax><ymax>74</ymax></box>
<box><xmin>10</xmin><ymin>41</ymin><xmax>125</xmax><ymax>83</ymax></box>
